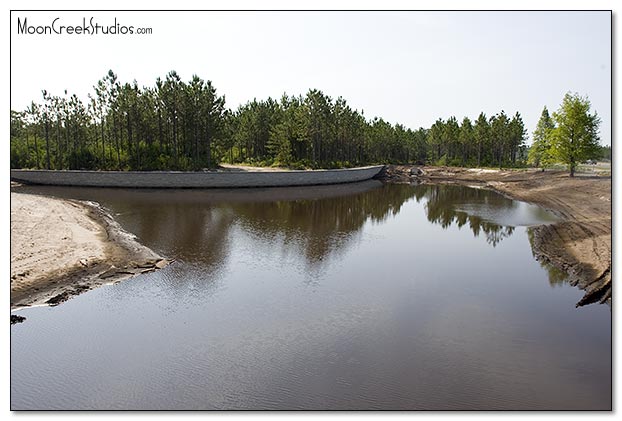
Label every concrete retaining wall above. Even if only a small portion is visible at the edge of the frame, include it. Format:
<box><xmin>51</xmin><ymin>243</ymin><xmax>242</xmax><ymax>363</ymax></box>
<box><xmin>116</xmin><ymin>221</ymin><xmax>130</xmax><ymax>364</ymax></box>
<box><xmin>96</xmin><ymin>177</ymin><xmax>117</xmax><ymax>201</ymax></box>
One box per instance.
<box><xmin>10</xmin><ymin>166</ymin><xmax>385</xmax><ymax>188</ymax></box>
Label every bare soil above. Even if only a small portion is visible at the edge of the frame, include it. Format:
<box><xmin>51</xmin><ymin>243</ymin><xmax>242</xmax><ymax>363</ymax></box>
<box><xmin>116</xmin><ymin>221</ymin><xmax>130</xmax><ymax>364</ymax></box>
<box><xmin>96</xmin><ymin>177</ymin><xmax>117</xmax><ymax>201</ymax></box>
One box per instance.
<box><xmin>377</xmin><ymin>165</ymin><xmax>612</xmax><ymax>307</ymax></box>
<box><xmin>10</xmin><ymin>192</ymin><xmax>170</xmax><ymax>312</ymax></box>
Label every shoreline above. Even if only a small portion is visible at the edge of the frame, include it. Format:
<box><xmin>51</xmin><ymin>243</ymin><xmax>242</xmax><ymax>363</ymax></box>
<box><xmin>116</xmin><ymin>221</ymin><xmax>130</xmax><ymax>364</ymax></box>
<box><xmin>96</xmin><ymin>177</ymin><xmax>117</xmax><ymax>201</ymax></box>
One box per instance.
<box><xmin>10</xmin><ymin>192</ymin><xmax>170</xmax><ymax>313</ymax></box>
<box><xmin>379</xmin><ymin>165</ymin><xmax>611</xmax><ymax>307</ymax></box>
<box><xmin>11</xmin><ymin>164</ymin><xmax>611</xmax><ymax>315</ymax></box>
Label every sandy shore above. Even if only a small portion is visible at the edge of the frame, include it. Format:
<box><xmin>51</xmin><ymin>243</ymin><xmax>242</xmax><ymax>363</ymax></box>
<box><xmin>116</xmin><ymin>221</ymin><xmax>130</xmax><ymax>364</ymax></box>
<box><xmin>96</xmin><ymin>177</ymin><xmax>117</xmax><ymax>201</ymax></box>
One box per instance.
<box><xmin>11</xmin><ymin>192</ymin><xmax>169</xmax><ymax>312</ymax></box>
<box><xmin>379</xmin><ymin>165</ymin><xmax>611</xmax><ymax>307</ymax></box>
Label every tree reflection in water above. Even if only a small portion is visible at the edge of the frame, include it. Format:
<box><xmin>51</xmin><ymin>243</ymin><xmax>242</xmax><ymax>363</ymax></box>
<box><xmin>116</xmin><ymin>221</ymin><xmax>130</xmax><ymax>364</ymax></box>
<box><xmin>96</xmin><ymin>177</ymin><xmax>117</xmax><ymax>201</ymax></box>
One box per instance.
<box><xmin>527</xmin><ymin>228</ymin><xmax>570</xmax><ymax>288</ymax></box>
<box><xmin>412</xmin><ymin>184</ymin><xmax>516</xmax><ymax>247</ymax></box>
<box><xmin>14</xmin><ymin>181</ymin><xmax>567</xmax><ymax>288</ymax></box>
<box><xmin>413</xmin><ymin>183</ymin><xmax>569</xmax><ymax>287</ymax></box>
<box><xmin>228</xmin><ymin>183</ymin><xmax>418</xmax><ymax>269</ymax></box>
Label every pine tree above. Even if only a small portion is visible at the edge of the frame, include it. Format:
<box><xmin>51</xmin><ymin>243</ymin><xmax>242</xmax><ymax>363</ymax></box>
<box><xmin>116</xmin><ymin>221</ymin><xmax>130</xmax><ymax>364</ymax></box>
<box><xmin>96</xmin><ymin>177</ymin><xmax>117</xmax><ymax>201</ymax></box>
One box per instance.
<box><xmin>528</xmin><ymin>106</ymin><xmax>555</xmax><ymax>169</ymax></box>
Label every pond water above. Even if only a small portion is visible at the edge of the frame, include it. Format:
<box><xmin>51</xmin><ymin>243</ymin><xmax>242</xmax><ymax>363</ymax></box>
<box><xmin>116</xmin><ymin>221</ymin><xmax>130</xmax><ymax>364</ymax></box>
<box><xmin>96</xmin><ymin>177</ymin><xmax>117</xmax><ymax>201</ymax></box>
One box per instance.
<box><xmin>10</xmin><ymin>182</ymin><xmax>611</xmax><ymax>410</ymax></box>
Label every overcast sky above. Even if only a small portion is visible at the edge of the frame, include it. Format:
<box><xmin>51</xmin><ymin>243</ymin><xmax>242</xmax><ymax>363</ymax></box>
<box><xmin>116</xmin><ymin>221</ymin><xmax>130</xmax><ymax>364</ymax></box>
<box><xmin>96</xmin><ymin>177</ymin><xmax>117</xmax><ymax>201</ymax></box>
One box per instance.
<box><xmin>10</xmin><ymin>10</ymin><xmax>611</xmax><ymax>145</ymax></box>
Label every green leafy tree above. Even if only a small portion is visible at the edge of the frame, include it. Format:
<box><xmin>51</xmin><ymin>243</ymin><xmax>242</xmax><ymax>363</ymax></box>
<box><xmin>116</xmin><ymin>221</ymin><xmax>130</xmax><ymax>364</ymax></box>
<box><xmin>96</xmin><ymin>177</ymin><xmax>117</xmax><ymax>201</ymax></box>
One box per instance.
<box><xmin>26</xmin><ymin>102</ymin><xmax>41</xmax><ymax>168</ymax></box>
<box><xmin>550</xmin><ymin>93</ymin><xmax>601</xmax><ymax>177</ymax></box>
<box><xmin>528</xmin><ymin>106</ymin><xmax>555</xmax><ymax>169</ymax></box>
<box><xmin>508</xmin><ymin>112</ymin><xmax>526</xmax><ymax>166</ymax></box>
<box><xmin>473</xmin><ymin>112</ymin><xmax>490</xmax><ymax>167</ymax></box>
<box><xmin>427</xmin><ymin>118</ymin><xmax>445</xmax><ymax>163</ymax></box>
<box><xmin>411</xmin><ymin>128</ymin><xmax>428</xmax><ymax>164</ymax></box>
<box><xmin>41</xmin><ymin>90</ymin><xmax>53</xmax><ymax>169</ymax></box>
<box><xmin>490</xmin><ymin>111</ymin><xmax>510</xmax><ymax>169</ymax></box>
<box><xmin>599</xmin><ymin>145</ymin><xmax>611</xmax><ymax>161</ymax></box>
<box><xmin>443</xmin><ymin>116</ymin><xmax>460</xmax><ymax>165</ymax></box>
<box><xmin>459</xmin><ymin>117</ymin><xmax>473</xmax><ymax>166</ymax></box>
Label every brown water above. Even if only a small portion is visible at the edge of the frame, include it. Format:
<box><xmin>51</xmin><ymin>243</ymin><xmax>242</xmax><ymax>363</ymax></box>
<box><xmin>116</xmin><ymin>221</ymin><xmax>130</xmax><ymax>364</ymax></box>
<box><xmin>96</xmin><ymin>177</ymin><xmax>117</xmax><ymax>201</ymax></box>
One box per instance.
<box><xmin>10</xmin><ymin>182</ymin><xmax>611</xmax><ymax>410</ymax></box>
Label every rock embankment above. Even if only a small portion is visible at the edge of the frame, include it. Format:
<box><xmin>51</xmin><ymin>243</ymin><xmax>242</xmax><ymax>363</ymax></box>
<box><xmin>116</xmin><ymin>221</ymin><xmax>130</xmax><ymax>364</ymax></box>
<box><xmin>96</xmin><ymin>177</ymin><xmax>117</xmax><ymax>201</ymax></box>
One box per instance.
<box><xmin>374</xmin><ymin>165</ymin><xmax>425</xmax><ymax>183</ymax></box>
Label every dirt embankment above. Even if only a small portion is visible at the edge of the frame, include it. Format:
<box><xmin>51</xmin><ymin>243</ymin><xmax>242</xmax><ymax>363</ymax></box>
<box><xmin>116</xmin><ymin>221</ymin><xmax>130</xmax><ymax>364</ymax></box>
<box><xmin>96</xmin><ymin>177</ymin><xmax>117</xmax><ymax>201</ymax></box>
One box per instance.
<box><xmin>376</xmin><ymin>165</ymin><xmax>611</xmax><ymax>307</ymax></box>
<box><xmin>11</xmin><ymin>192</ymin><xmax>170</xmax><ymax>314</ymax></box>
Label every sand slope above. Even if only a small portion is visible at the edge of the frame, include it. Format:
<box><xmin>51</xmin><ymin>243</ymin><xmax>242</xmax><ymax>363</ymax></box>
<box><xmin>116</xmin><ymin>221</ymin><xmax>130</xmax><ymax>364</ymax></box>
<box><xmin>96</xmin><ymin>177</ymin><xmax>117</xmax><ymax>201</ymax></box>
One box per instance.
<box><xmin>11</xmin><ymin>192</ymin><xmax>168</xmax><ymax>309</ymax></box>
<box><xmin>11</xmin><ymin>193</ymin><xmax>107</xmax><ymax>293</ymax></box>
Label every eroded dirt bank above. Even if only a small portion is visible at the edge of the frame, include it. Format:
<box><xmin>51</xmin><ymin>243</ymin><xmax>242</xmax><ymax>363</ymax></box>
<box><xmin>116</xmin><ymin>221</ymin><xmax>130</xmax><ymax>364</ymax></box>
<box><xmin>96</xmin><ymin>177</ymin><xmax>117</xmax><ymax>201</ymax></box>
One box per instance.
<box><xmin>11</xmin><ymin>192</ymin><xmax>170</xmax><ymax>313</ymax></box>
<box><xmin>376</xmin><ymin>165</ymin><xmax>611</xmax><ymax>307</ymax></box>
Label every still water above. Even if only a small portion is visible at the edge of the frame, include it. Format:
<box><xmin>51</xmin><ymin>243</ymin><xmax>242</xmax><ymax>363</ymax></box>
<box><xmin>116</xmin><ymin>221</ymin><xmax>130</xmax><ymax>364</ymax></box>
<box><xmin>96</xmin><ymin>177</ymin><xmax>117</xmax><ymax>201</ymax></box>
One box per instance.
<box><xmin>11</xmin><ymin>182</ymin><xmax>611</xmax><ymax>410</ymax></box>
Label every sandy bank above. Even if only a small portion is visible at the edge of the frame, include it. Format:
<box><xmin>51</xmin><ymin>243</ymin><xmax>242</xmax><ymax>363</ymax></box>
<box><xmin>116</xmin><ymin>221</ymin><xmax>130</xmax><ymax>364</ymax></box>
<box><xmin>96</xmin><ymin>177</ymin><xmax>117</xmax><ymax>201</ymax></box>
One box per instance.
<box><xmin>379</xmin><ymin>165</ymin><xmax>611</xmax><ymax>307</ymax></box>
<box><xmin>11</xmin><ymin>192</ymin><xmax>169</xmax><ymax>311</ymax></box>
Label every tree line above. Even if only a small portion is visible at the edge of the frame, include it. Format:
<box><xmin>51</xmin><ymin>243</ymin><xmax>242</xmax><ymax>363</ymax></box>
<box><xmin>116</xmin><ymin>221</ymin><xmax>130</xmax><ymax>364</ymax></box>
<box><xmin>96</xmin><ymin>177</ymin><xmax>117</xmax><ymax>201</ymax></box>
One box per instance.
<box><xmin>10</xmin><ymin>70</ymin><xmax>600</xmax><ymax>172</ymax></box>
<box><xmin>11</xmin><ymin>70</ymin><xmax>227</xmax><ymax>171</ymax></box>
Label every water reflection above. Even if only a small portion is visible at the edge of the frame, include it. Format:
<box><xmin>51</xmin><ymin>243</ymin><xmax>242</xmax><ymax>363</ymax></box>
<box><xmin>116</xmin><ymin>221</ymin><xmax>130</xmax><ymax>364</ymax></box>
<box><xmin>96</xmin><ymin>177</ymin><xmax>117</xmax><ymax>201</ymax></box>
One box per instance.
<box><xmin>410</xmin><ymin>185</ymin><xmax>518</xmax><ymax>246</ymax></box>
<box><xmin>228</xmin><ymin>183</ymin><xmax>417</xmax><ymax>268</ymax></box>
<box><xmin>13</xmin><ymin>181</ymin><xmax>416</xmax><ymax>273</ymax></box>
<box><xmin>10</xmin><ymin>182</ymin><xmax>611</xmax><ymax>410</ymax></box>
<box><xmin>527</xmin><ymin>229</ymin><xmax>570</xmax><ymax>288</ymax></box>
<box><xmin>542</xmin><ymin>264</ymin><xmax>570</xmax><ymax>288</ymax></box>
<box><xmin>410</xmin><ymin>184</ymin><xmax>560</xmax><ymax>247</ymax></box>
<box><xmin>13</xmin><ymin>182</ymin><xmax>560</xmax><ymax>271</ymax></box>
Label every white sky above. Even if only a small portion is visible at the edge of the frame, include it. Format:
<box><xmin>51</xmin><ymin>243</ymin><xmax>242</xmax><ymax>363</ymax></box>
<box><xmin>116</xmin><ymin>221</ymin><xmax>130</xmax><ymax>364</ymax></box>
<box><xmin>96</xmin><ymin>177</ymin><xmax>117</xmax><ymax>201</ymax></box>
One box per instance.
<box><xmin>10</xmin><ymin>9</ymin><xmax>611</xmax><ymax>145</ymax></box>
